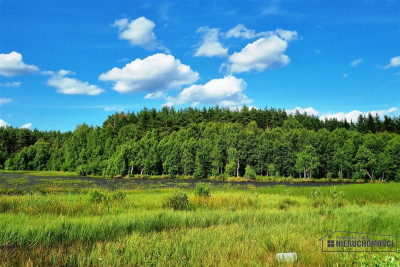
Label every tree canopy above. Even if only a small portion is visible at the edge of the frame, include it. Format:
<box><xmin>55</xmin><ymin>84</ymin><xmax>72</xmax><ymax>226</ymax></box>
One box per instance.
<box><xmin>1</xmin><ymin>106</ymin><xmax>400</xmax><ymax>181</ymax></box>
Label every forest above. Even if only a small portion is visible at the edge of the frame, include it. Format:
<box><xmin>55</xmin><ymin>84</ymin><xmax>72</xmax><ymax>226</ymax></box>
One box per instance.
<box><xmin>1</xmin><ymin>106</ymin><xmax>400</xmax><ymax>180</ymax></box>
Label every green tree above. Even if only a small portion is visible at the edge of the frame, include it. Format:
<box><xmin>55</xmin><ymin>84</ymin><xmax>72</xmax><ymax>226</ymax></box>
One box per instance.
<box><xmin>295</xmin><ymin>145</ymin><xmax>319</xmax><ymax>178</ymax></box>
<box><xmin>244</xmin><ymin>165</ymin><xmax>256</xmax><ymax>179</ymax></box>
<box><xmin>355</xmin><ymin>145</ymin><xmax>376</xmax><ymax>180</ymax></box>
<box><xmin>333</xmin><ymin>140</ymin><xmax>354</xmax><ymax>178</ymax></box>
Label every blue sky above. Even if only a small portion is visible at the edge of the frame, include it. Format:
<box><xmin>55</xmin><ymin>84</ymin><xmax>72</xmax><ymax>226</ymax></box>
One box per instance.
<box><xmin>0</xmin><ymin>0</ymin><xmax>399</xmax><ymax>131</ymax></box>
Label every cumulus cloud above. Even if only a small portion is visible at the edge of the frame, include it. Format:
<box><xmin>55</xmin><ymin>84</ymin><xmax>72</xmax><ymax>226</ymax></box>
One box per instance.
<box><xmin>320</xmin><ymin>107</ymin><xmax>398</xmax><ymax>122</ymax></box>
<box><xmin>0</xmin><ymin>98</ymin><xmax>12</xmax><ymax>106</ymax></box>
<box><xmin>380</xmin><ymin>56</ymin><xmax>400</xmax><ymax>69</ymax></box>
<box><xmin>47</xmin><ymin>70</ymin><xmax>105</xmax><ymax>95</ymax></box>
<box><xmin>227</xmin><ymin>34</ymin><xmax>294</xmax><ymax>73</ymax></box>
<box><xmin>99</xmin><ymin>53</ymin><xmax>199</xmax><ymax>95</ymax></box>
<box><xmin>194</xmin><ymin>27</ymin><xmax>228</xmax><ymax>57</ymax></box>
<box><xmin>350</xmin><ymin>58</ymin><xmax>363</xmax><ymax>67</ymax></box>
<box><xmin>287</xmin><ymin>107</ymin><xmax>319</xmax><ymax>116</ymax></box>
<box><xmin>0</xmin><ymin>81</ymin><xmax>21</xmax><ymax>88</ymax></box>
<box><xmin>0</xmin><ymin>51</ymin><xmax>39</xmax><ymax>77</ymax></box>
<box><xmin>275</xmin><ymin>29</ymin><xmax>298</xmax><ymax>41</ymax></box>
<box><xmin>21</xmin><ymin>123</ymin><xmax>32</xmax><ymax>129</ymax></box>
<box><xmin>0</xmin><ymin>119</ymin><xmax>8</xmax><ymax>127</ymax></box>
<box><xmin>113</xmin><ymin>17</ymin><xmax>167</xmax><ymax>51</ymax></box>
<box><xmin>166</xmin><ymin>75</ymin><xmax>252</xmax><ymax>107</ymax></box>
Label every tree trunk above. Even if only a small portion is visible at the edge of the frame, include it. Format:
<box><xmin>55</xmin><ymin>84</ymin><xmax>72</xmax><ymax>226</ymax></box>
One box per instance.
<box><xmin>237</xmin><ymin>159</ymin><xmax>240</xmax><ymax>177</ymax></box>
<box><xmin>130</xmin><ymin>164</ymin><xmax>134</xmax><ymax>175</ymax></box>
<box><xmin>140</xmin><ymin>168</ymin><xmax>144</xmax><ymax>175</ymax></box>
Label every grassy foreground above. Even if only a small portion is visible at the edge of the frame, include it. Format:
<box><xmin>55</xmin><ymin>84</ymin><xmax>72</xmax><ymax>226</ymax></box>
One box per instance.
<box><xmin>0</xmin><ymin>181</ymin><xmax>399</xmax><ymax>266</ymax></box>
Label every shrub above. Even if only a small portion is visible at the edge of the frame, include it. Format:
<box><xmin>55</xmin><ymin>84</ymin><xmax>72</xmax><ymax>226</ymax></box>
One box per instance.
<box><xmin>395</xmin><ymin>171</ymin><xmax>400</xmax><ymax>182</ymax></box>
<box><xmin>329</xmin><ymin>188</ymin><xmax>345</xmax><ymax>208</ymax></box>
<box><xmin>244</xmin><ymin>165</ymin><xmax>256</xmax><ymax>180</ymax></box>
<box><xmin>163</xmin><ymin>191</ymin><xmax>189</xmax><ymax>210</ymax></box>
<box><xmin>352</xmin><ymin>171</ymin><xmax>364</xmax><ymax>181</ymax></box>
<box><xmin>112</xmin><ymin>190</ymin><xmax>126</xmax><ymax>201</ymax></box>
<box><xmin>195</xmin><ymin>183</ymin><xmax>211</xmax><ymax>197</ymax></box>
<box><xmin>76</xmin><ymin>164</ymin><xmax>91</xmax><ymax>176</ymax></box>
<box><xmin>311</xmin><ymin>189</ymin><xmax>325</xmax><ymax>208</ymax></box>
<box><xmin>355</xmin><ymin>253</ymin><xmax>399</xmax><ymax>266</ymax></box>
<box><xmin>87</xmin><ymin>189</ymin><xmax>109</xmax><ymax>204</ymax></box>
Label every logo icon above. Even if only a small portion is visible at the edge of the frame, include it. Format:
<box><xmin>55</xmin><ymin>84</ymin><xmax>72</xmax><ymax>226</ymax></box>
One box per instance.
<box><xmin>319</xmin><ymin>231</ymin><xmax>397</xmax><ymax>252</ymax></box>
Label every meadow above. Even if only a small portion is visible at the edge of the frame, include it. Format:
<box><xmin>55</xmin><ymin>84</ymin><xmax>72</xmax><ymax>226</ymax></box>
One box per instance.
<box><xmin>0</xmin><ymin>173</ymin><xmax>399</xmax><ymax>266</ymax></box>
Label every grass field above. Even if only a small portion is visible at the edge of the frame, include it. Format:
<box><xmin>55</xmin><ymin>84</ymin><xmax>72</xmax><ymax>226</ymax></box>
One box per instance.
<box><xmin>0</xmin><ymin>173</ymin><xmax>399</xmax><ymax>266</ymax></box>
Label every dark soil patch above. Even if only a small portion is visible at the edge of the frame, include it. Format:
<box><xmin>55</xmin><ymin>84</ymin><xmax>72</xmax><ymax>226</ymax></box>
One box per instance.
<box><xmin>0</xmin><ymin>172</ymin><xmax>354</xmax><ymax>191</ymax></box>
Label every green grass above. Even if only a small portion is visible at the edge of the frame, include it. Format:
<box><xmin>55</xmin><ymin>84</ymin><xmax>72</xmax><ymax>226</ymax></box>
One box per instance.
<box><xmin>0</xmin><ymin>179</ymin><xmax>399</xmax><ymax>266</ymax></box>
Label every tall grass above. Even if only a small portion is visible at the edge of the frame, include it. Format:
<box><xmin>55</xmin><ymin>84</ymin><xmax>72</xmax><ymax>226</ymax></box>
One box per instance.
<box><xmin>0</xmin><ymin>183</ymin><xmax>399</xmax><ymax>266</ymax></box>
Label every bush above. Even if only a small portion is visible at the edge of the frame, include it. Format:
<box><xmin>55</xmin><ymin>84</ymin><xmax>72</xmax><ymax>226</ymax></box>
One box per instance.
<box><xmin>76</xmin><ymin>164</ymin><xmax>91</xmax><ymax>176</ymax></box>
<box><xmin>163</xmin><ymin>191</ymin><xmax>189</xmax><ymax>210</ymax></box>
<box><xmin>355</xmin><ymin>253</ymin><xmax>399</xmax><ymax>266</ymax></box>
<box><xmin>329</xmin><ymin>188</ymin><xmax>345</xmax><ymax>208</ymax></box>
<box><xmin>195</xmin><ymin>183</ymin><xmax>211</xmax><ymax>197</ymax></box>
<box><xmin>244</xmin><ymin>165</ymin><xmax>256</xmax><ymax>180</ymax></box>
<box><xmin>395</xmin><ymin>171</ymin><xmax>400</xmax><ymax>182</ymax></box>
<box><xmin>352</xmin><ymin>171</ymin><xmax>364</xmax><ymax>181</ymax></box>
<box><xmin>112</xmin><ymin>190</ymin><xmax>126</xmax><ymax>201</ymax></box>
<box><xmin>88</xmin><ymin>189</ymin><xmax>109</xmax><ymax>203</ymax></box>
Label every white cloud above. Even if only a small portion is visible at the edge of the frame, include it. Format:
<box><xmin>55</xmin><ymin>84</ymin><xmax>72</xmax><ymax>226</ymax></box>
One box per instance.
<box><xmin>0</xmin><ymin>98</ymin><xmax>12</xmax><ymax>106</ymax></box>
<box><xmin>21</xmin><ymin>123</ymin><xmax>32</xmax><ymax>129</ymax></box>
<box><xmin>0</xmin><ymin>119</ymin><xmax>8</xmax><ymax>127</ymax></box>
<box><xmin>144</xmin><ymin>91</ymin><xmax>167</xmax><ymax>99</ymax></box>
<box><xmin>166</xmin><ymin>75</ymin><xmax>252</xmax><ymax>107</ymax></box>
<box><xmin>275</xmin><ymin>29</ymin><xmax>298</xmax><ymax>41</ymax></box>
<box><xmin>226</xmin><ymin>24</ymin><xmax>262</xmax><ymax>39</ymax></box>
<box><xmin>343</xmin><ymin>73</ymin><xmax>349</xmax><ymax>78</ymax></box>
<box><xmin>99</xmin><ymin>53</ymin><xmax>199</xmax><ymax>94</ymax></box>
<box><xmin>350</xmin><ymin>58</ymin><xmax>363</xmax><ymax>67</ymax></box>
<box><xmin>381</xmin><ymin>56</ymin><xmax>400</xmax><ymax>69</ymax></box>
<box><xmin>227</xmin><ymin>33</ymin><xmax>295</xmax><ymax>73</ymax></box>
<box><xmin>194</xmin><ymin>27</ymin><xmax>228</xmax><ymax>57</ymax></box>
<box><xmin>47</xmin><ymin>70</ymin><xmax>105</xmax><ymax>95</ymax></box>
<box><xmin>287</xmin><ymin>107</ymin><xmax>319</xmax><ymax>116</ymax></box>
<box><xmin>226</xmin><ymin>25</ymin><xmax>297</xmax><ymax>41</ymax></box>
<box><xmin>0</xmin><ymin>81</ymin><xmax>21</xmax><ymax>88</ymax></box>
<box><xmin>112</xmin><ymin>17</ymin><xmax>168</xmax><ymax>51</ymax></box>
<box><xmin>0</xmin><ymin>51</ymin><xmax>39</xmax><ymax>77</ymax></box>
<box><xmin>320</xmin><ymin>107</ymin><xmax>398</xmax><ymax>122</ymax></box>
<box><xmin>104</xmin><ymin>107</ymin><xmax>124</xmax><ymax>112</ymax></box>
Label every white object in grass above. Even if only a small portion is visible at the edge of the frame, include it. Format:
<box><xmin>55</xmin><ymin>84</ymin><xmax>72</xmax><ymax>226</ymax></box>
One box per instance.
<box><xmin>276</xmin><ymin>252</ymin><xmax>297</xmax><ymax>262</ymax></box>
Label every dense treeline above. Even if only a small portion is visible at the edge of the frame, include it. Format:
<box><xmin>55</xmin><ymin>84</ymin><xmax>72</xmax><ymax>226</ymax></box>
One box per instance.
<box><xmin>1</xmin><ymin>106</ymin><xmax>400</xmax><ymax>180</ymax></box>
